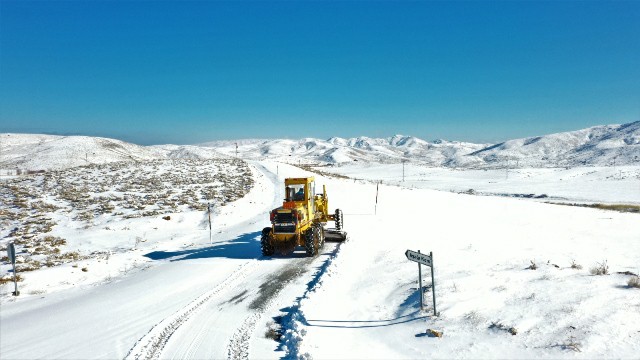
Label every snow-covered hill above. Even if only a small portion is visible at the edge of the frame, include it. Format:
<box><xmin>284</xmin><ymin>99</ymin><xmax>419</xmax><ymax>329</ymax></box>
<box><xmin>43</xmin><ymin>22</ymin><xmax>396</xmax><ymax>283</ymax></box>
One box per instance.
<box><xmin>2</xmin><ymin>120</ymin><xmax>639</xmax><ymax>170</ymax></box>
<box><xmin>0</xmin><ymin>134</ymin><xmax>163</xmax><ymax>170</ymax></box>
<box><xmin>0</xmin><ymin>134</ymin><xmax>232</xmax><ymax>171</ymax></box>
<box><xmin>468</xmin><ymin>121</ymin><xmax>640</xmax><ymax>168</ymax></box>
<box><xmin>201</xmin><ymin>135</ymin><xmax>489</xmax><ymax>165</ymax></box>
<box><xmin>200</xmin><ymin>121</ymin><xmax>640</xmax><ymax>168</ymax></box>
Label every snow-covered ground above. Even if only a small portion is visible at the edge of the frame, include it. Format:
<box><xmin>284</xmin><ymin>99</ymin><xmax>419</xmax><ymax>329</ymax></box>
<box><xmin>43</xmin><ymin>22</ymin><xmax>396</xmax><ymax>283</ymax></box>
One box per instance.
<box><xmin>324</xmin><ymin>163</ymin><xmax>640</xmax><ymax>204</ymax></box>
<box><xmin>286</xmin><ymin>173</ymin><xmax>639</xmax><ymax>359</ymax></box>
<box><xmin>1</xmin><ymin>160</ymin><xmax>639</xmax><ymax>359</ymax></box>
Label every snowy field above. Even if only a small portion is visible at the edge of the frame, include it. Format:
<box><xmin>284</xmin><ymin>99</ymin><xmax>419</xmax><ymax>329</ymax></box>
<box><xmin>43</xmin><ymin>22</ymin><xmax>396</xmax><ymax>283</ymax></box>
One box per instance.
<box><xmin>323</xmin><ymin>163</ymin><xmax>640</xmax><ymax>204</ymax></box>
<box><xmin>1</xmin><ymin>160</ymin><xmax>639</xmax><ymax>359</ymax></box>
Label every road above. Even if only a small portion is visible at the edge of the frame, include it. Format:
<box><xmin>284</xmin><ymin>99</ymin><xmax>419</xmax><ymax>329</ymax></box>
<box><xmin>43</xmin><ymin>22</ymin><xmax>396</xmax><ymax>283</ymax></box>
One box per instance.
<box><xmin>0</xmin><ymin>161</ymin><xmax>344</xmax><ymax>359</ymax></box>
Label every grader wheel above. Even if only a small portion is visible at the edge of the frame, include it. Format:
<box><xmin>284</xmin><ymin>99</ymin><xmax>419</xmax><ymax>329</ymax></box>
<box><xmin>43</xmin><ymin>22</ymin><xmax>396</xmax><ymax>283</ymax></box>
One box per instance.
<box><xmin>317</xmin><ymin>224</ymin><xmax>324</xmax><ymax>252</ymax></box>
<box><xmin>334</xmin><ymin>209</ymin><xmax>344</xmax><ymax>231</ymax></box>
<box><xmin>304</xmin><ymin>223</ymin><xmax>323</xmax><ymax>257</ymax></box>
<box><xmin>261</xmin><ymin>227</ymin><xmax>274</xmax><ymax>256</ymax></box>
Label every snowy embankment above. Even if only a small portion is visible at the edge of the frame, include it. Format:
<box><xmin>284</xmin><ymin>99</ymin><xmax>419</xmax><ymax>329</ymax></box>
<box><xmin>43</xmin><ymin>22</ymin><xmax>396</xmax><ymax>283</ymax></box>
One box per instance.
<box><xmin>279</xmin><ymin>169</ymin><xmax>639</xmax><ymax>359</ymax></box>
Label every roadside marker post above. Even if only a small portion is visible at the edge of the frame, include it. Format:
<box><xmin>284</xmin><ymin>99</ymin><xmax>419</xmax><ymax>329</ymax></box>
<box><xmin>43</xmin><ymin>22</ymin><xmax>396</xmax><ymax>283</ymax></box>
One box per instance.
<box><xmin>207</xmin><ymin>203</ymin><xmax>212</xmax><ymax>245</ymax></box>
<box><xmin>405</xmin><ymin>249</ymin><xmax>436</xmax><ymax>316</ymax></box>
<box><xmin>418</xmin><ymin>250</ymin><xmax>423</xmax><ymax>310</ymax></box>
<box><xmin>375</xmin><ymin>182</ymin><xmax>380</xmax><ymax>215</ymax></box>
<box><xmin>7</xmin><ymin>243</ymin><xmax>19</xmax><ymax>296</ymax></box>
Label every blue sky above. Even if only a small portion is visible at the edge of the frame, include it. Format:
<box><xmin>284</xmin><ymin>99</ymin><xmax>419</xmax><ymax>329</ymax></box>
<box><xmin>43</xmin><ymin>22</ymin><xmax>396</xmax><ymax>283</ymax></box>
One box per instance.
<box><xmin>1</xmin><ymin>1</ymin><xmax>638</xmax><ymax>145</ymax></box>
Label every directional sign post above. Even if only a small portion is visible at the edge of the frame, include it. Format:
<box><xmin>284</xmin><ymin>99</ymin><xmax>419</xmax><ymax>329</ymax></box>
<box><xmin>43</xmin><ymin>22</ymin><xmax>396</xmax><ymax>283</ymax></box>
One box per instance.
<box><xmin>7</xmin><ymin>243</ymin><xmax>19</xmax><ymax>296</ymax></box>
<box><xmin>405</xmin><ymin>249</ymin><xmax>436</xmax><ymax>316</ymax></box>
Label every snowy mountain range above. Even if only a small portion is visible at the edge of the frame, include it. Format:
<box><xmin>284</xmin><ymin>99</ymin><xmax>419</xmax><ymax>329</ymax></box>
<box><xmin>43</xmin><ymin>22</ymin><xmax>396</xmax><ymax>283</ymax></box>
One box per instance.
<box><xmin>1</xmin><ymin>120</ymin><xmax>638</xmax><ymax>170</ymax></box>
<box><xmin>199</xmin><ymin>120</ymin><xmax>640</xmax><ymax>168</ymax></box>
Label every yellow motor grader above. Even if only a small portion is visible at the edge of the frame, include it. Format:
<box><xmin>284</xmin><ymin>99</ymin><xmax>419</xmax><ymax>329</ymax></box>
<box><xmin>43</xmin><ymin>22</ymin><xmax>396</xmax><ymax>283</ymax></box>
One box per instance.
<box><xmin>262</xmin><ymin>177</ymin><xmax>346</xmax><ymax>256</ymax></box>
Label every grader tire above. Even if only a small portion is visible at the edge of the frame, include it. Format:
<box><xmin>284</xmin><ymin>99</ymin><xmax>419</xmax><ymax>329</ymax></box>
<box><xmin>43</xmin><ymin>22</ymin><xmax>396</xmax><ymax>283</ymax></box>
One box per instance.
<box><xmin>335</xmin><ymin>209</ymin><xmax>344</xmax><ymax>230</ymax></box>
<box><xmin>317</xmin><ymin>224</ymin><xmax>325</xmax><ymax>250</ymax></box>
<box><xmin>261</xmin><ymin>227</ymin><xmax>274</xmax><ymax>256</ymax></box>
<box><xmin>305</xmin><ymin>224</ymin><xmax>323</xmax><ymax>257</ymax></box>
<box><xmin>304</xmin><ymin>227</ymin><xmax>316</xmax><ymax>256</ymax></box>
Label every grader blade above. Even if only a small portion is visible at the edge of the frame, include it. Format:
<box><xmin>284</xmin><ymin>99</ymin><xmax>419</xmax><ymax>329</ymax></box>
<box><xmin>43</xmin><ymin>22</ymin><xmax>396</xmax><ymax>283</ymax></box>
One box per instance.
<box><xmin>324</xmin><ymin>228</ymin><xmax>348</xmax><ymax>242</ymax></box>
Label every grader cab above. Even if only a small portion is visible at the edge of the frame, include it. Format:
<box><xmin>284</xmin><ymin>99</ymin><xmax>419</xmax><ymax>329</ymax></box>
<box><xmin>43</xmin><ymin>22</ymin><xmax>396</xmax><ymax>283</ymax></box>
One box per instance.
<box><xmin>261</xmin><ymin>177</ymin><xmax>346</xmax><ymax>256</ymax></box>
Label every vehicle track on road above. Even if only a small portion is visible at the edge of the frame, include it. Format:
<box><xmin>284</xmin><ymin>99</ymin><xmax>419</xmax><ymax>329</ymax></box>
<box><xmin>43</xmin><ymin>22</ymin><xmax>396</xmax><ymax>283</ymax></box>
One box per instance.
<box><xmin>124</xmin><ymin>260</ymin><xmax>260</xmax><ymax>360</ymax></box>
<box><xmin>225</xmin><ymin>240</ymin><xmax>347</xmax><ymax>360</ymax></box>
<box><xmin>225</xmin><ymin>256</ymin><xmax>313</xmax><ymax>360</ymax></box>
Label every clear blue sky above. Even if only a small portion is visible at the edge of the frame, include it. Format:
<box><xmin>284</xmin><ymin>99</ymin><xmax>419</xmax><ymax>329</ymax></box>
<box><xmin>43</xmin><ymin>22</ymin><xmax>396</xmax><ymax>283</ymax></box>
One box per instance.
<box><xmin>1</xmin><ymin>1</ymin><xmax>639</xmax><ymax>145</ymax></box>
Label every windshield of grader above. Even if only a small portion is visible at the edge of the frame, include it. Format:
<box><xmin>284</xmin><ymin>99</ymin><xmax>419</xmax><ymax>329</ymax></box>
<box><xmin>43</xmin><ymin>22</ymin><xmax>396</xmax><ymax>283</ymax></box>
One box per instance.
<box><xmin>286</xmin><ymin>184</ymin><xmax>305</xmax><ymax>202</ymax></box>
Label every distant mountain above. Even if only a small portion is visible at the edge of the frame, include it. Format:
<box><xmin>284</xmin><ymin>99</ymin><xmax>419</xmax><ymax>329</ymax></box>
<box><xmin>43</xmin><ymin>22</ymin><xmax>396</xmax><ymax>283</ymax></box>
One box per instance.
<box><xmin>2</xmin><ymin>120</ymin><xmax>638</xmax><ymax>170</ymax></box>
<box><xmin>467</xmin><ymin>121</ymin><xmax>640</xmax><ymax>168</ymax></box>
<box><xmin>200</xmin><ymin>135</ymin><xmax>489</xmax><ymax>166</ymax></box>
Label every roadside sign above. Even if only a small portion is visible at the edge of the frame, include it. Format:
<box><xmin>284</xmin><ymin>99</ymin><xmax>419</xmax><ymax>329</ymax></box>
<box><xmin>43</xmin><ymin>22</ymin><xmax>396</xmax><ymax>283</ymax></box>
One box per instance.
<box><xmin>405</xmin><ymin>249</ymin><xmax>432</xmax><ymax>266</ymax></box>
<box><xmin>6</xmin><ymin>243</ymin><xmax>19</xmax><ymax>296</ymax></box>
<box><xmin>405</xmin><ymin>249</ymin><xmax>436</xmax><ymax>316</ymax></box>
<box><xmin>7</xmin><ymin>243</ymin><xmax>15</xmax><ymax>264</ymax></box>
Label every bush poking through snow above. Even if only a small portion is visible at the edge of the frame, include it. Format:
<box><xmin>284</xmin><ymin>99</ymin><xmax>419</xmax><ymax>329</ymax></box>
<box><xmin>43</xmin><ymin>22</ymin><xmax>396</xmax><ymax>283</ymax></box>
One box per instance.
<box><xmin>489</xmin><ymin>322</ymin><xmax>517</xmax><ymax>335</ymax></box>
<box><xmin>0</xmin><ymin>274</ymin><xmax>23</xmax><ymax>285</ymax></box>
<box><xmin>264</xmin><ymin>321</ymin><xmax>282</xmax><ymax>341</ymax></box>
<box><xmin>134</xmin><ymin>236</ymin><xmax>144</xmax><ymax>249</ymax></box>
<box><xmin>590</xmin><ymin>260</ymin><xmax>609</xmax><ymax>275</ymax></box>
<box><xmin>527</xmin><ymin>260</ymin><xmax>538</xmax><ymax>270</ymax></box>
<box><xmin>570</xmin><ymin>259</ymin><xmax>583</xmax><ymax>270</ymax></box>
<box><xmin>558</xmin><ymin>335</ymin><xmax>582</xmax><ymax>352</ymax></box>
<box><xmin>628</xmin><ymin>276</ymin><xmax>640</xmax><ymax>288</ymax></box>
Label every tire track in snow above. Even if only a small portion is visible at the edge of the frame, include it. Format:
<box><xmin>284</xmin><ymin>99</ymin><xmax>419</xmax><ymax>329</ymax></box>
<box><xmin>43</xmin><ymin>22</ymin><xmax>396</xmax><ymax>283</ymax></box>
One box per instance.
<box><xmin>225</xmin><ymin>257</ymin><xmax>316</xmax><ymax>360</ymax></box>
<box><xmin>226</xmin><ymin>242</ymin><xmax>342</xmax><ymax>360</ymax></box>
<box><xmin>124</xmin><ymin>260</ymin><xmax>260</xmax><ymax>360</ymax></box>
<box><xmin>226</xmin><ymin>312</ymin><xmax>264</xmax><ymax>360</ymax></box>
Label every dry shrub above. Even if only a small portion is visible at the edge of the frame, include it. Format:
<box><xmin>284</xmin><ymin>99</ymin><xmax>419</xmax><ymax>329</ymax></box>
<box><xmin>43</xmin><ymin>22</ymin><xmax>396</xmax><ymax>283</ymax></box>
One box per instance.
<box><xmin>0</xmin><ymin>274</ymin><xmax>24</xmax><ymax>285</ymax></box>
<box><xmin>628</xmin><ymin>276</ymin><xmax>640</xmax><ymax>288</ymax></box>
<box><xmin>590</xmin><ymin>260</ymin><xmax>609</xmax><ymax>275</ymax></box>
<box><xmin>570</xmin><ymin>259</ymin><xmax>583</xmax><ymax>270</ymax></box>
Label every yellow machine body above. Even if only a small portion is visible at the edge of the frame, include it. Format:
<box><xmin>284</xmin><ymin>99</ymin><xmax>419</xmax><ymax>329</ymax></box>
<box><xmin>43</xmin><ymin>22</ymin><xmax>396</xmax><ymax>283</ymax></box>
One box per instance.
<box><xmin>261</xmin><ymin>176</ymin><xmax>345</xmax><ymax>256</ymax></box>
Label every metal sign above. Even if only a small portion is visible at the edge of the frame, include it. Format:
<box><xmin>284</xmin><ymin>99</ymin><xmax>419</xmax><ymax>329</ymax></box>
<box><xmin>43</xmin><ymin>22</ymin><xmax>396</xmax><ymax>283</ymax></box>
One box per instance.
<box><xmin>405</xmin><ymin>249</ymin><xmax>432</xmax><ymax>266</ymax></box>
<box><xmin>7</xmin><ymin>243</ymin><xmax>15</xmax><ymax>264</ymax></box>
<box><xmin>6</xmin><ymin>243</ymin><xmax>19</xmax><ymax>296</ymax></box>
<box><xmin>405</xmin><ymin>249</ymin><xmax>436</xmax><ymax>316</ymax></box>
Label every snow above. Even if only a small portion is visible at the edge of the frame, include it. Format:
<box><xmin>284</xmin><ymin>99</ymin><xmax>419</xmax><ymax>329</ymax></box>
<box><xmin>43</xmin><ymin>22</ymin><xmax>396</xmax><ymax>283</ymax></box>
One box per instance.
<box><xmin>287</xmin><ymin>177</ymin><xmax>639</xmax><ymax>358</ymax></box>
<box><xmin>3</xmin><ymin>121</ymin><xmax>639</xmax><ymax>172</ymax></box>
<box><xmin>1</xmin><ymin>129</ymin><xmax>640</xmax><ymax>359</ymax></box>
<box><xmin>325</xmin><ymin>163</ymin><xmax>640</xmax><ymax>204</ymax></box>
<box><xmin>0</xmin><ymin>133</ymin><xmax>163</xmax><ymax>170</ymax></box>
<box><xmin>197</xmin><ymin>121</ymin><xmax>640</xmax><ymax>168</ymax></box>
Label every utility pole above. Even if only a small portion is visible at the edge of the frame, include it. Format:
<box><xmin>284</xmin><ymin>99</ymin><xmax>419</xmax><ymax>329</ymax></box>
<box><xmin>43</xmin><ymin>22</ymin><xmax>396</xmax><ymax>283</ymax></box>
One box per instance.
<box><xmin>402</xmin><ymin>160</ymin><xmax>406</xmax><ymax>182</ymax></box>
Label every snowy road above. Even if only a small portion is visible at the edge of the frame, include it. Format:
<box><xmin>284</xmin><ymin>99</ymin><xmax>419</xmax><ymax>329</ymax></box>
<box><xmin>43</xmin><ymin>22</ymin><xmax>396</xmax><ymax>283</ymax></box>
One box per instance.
<box><xmin>0</xmin><ymin>161</ymin><xmax>344</xmax><ymax>359</ymax></box>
